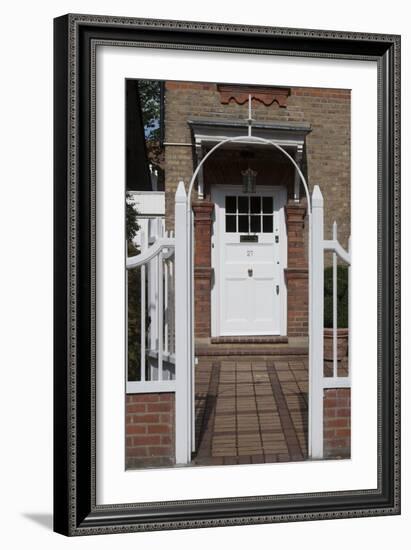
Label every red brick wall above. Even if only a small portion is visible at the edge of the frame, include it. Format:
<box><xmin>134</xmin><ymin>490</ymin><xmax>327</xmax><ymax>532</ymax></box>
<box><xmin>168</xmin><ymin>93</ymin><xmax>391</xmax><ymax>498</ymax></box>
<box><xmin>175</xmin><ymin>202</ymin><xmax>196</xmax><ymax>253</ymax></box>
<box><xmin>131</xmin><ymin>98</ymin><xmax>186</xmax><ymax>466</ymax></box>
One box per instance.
<box><xmin>164</xmin><ymin>82</ymin><xmax>350</xmax><ymax>249</ymax></box>
<box><xmin>323</xmin><ymin>388</ymin><xmax>351</xmax><ymax>458</ymax></box>
<box><xmin>193</xmin><ymin>201</ymin><xmax>214</xmax><ymax>338</ymax></box>
<box><xmin>125</xmin><ymin>393</ymin><xmax>175</xmax><ymax>469</ymax></box>
<box><xmin>285</xmin><ymin>201</ymin><xmax>309</xmax><ymax>337</ymax></box>
<box><xmin>286</xmin><ymin>272</ymin><xmax>309</xmax><ymax>336</ymax></box>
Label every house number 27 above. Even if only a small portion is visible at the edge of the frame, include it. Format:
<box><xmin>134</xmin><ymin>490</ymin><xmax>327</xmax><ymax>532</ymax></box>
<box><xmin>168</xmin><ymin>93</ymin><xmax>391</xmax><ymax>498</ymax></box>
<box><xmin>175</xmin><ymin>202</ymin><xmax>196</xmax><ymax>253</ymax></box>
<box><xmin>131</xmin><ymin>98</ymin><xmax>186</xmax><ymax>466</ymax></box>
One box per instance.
<box><xmin>246</xmin><ymin>250</ymin><xmax>254</xmax><ymax>257</ymax></box>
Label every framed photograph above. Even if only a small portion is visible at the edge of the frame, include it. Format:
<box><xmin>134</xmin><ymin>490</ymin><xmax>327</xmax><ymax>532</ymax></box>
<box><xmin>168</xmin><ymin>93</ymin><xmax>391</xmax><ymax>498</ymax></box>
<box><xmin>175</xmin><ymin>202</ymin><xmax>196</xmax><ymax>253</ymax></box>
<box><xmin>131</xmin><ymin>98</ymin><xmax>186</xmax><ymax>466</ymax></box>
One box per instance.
<box><xmin>53</xmin><ymin>14</ymin><xmax>400</xmax><ymax>536</ymax></box>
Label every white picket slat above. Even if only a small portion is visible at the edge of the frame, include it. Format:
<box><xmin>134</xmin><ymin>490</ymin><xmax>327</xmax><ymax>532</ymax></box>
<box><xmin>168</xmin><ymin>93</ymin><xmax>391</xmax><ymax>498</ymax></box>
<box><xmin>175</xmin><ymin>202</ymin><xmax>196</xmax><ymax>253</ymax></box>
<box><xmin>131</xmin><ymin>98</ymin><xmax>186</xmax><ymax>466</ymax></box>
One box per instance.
<box><xmin>158</xmin><ymin>251</ymin><xmax>163</xmax><ymax>381</ymax></box>
<box><xmin>164</xmin><ymin>258</ymin><xmax>169</xmax><ymax>355</ymax></box>
<box><xmin>333</xmin><ymin>221</ymin><xmax>338</xmax><ymax>378</ymax></box>
<box><xmin>174</xmin><ymin>181</ymin><xmax>192</xmax><ymax>464</ymax></box>
<box><xmin>310</xmin><ymin>185</ymin><xmax>324</xmax><ymax>459</ymax></box>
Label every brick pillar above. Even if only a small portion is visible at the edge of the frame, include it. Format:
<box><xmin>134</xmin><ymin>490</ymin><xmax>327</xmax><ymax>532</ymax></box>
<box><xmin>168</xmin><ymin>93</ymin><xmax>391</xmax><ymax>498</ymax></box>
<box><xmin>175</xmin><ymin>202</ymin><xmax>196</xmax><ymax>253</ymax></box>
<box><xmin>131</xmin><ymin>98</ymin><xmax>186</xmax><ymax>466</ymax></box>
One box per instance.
<box><xmin>192</xmin><ymin>201</ymin><xmax>214</xmax><ymax>338</ymax></box>
<box><xmin>285</xmin><ymin>201</ymin><xmax>308</xmax><ymax>337</ymax></box>
<box><xmin>125</xmin><ymin>393</ymin><xmax>175</xmax><ymax>469</ymax></box>
<box><xmin>323</xmin><ymin>388</ymin><xmax>351</xmax><ymax>458</ymax></box>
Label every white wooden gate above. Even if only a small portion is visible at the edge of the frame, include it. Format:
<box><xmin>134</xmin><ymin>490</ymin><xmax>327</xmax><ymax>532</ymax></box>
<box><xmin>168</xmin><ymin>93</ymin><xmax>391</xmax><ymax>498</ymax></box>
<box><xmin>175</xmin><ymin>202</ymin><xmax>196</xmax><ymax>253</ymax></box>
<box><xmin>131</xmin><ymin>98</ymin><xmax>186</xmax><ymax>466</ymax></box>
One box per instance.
<box><xmin>309</xmin><ymin>185</ymin><xmax>351</xmax><ymax>459</ymax></box>
<box><xmin>126</xmin><ymin>181</ymin><xmax>194</xmax><ymax>464</ymax></box>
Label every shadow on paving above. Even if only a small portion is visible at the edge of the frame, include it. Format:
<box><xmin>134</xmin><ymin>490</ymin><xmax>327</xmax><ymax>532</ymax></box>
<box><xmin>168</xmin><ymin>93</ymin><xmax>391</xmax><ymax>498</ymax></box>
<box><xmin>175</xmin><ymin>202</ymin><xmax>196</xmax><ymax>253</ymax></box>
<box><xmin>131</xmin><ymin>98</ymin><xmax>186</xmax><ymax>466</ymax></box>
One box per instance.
<box><xmin>192</xmin><ymin>357</ymin><xmax>309</xmax><ymax>466</ymax></box>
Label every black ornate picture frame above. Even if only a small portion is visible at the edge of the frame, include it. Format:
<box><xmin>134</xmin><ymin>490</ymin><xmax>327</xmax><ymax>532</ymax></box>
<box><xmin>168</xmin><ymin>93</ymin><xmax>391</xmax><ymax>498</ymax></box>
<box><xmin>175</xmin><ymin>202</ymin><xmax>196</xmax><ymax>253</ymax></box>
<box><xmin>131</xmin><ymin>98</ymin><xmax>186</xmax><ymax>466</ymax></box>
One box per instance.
<box><xmin>53</xmin><ymin>13</ymin><xmax>400</xmax><ymax>536</ymax></box>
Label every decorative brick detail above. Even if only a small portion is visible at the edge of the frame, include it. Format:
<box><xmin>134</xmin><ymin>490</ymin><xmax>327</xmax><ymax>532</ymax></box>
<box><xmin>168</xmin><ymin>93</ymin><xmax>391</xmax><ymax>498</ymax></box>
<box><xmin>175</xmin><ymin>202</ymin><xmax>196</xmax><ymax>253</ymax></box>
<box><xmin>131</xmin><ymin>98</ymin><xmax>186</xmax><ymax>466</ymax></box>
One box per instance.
<box><xmin>323</xmin><ymin>388</ymin><xmax>351</xmax><ymax>458</ymax></box>
<box><xmin>125</xmin><ymin>393</ymin><xmax>175</xmax><ymax>468</ymax></box>
<box><xmin>285</xmin><ymin>201</ymin><xmax>308</xmax><ymax>337</ymax></box>
<box><xmin>192</xmin><ymin>201</ymin><xmax>214</xmax><ymax>338</ymax></box>
<box><xmin>217</xmin><ymin>84</ymin><xmax>291</xmax><ymax>107</ymax></box>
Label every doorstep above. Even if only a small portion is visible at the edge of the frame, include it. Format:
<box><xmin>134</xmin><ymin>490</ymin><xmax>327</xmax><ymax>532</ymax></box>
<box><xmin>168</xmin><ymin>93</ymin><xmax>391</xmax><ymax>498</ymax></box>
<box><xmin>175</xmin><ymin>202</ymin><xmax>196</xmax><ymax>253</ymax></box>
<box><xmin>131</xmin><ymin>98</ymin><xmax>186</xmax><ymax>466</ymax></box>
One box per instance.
<box><xmin>195</xmin><ymin>337</ymin><xmax>309</xmax><ymax>357</ymax></box>
<box><xmin>211</xmin><ymin>336</ymin><xmax>288</xmax><ymax>344</ymax></box>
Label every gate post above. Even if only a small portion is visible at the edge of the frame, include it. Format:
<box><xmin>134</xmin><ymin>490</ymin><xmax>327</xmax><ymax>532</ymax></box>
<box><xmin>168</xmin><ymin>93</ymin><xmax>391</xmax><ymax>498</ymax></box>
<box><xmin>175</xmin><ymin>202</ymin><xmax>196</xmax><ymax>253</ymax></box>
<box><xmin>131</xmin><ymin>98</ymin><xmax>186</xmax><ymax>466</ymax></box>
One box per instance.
<box><xmin>309</xmin><ymin>185</ymin><xmax>324</xmax><ymax>459</ymax></box>
<box><xmin>174</xmin><ymin>181</ymin><xmax>191</xmax><ymax>464</ymax></box>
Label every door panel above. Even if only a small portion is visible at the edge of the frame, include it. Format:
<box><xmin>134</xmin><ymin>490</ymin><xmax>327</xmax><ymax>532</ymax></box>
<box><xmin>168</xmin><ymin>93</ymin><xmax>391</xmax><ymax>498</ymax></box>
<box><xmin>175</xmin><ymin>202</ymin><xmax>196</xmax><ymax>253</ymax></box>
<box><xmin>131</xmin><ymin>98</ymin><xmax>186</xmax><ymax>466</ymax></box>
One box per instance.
<box><xmin>212</xmin><ymin>187</ymin><xmax>286</xmax><ymax>336</ymax></box>
<box><xmin>224</xmin><ymin>278</ymin><xmax>249</xmax><ymax>327</ymax></box>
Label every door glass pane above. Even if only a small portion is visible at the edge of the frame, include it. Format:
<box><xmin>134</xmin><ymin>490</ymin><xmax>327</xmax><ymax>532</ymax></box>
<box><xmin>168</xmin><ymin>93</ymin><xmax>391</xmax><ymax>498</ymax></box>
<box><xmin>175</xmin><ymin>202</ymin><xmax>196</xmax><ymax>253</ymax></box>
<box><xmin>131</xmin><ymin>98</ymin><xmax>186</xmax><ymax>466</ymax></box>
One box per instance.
<box><xmin>262</xmin><ymin>196</ymin><xmax>273</xmax><ymax>213</ymax></box>
<box><xmin>238</xmin><ymin>196</ymin><xmax>249</xmax><ymax>214</ymax></box>
<box><xmin>250</xmin><ymin>215</ymin><xmax>261</xmax><ymax>233</ymax></box>
<box><xmin>225</xmin><ymin>196</ymin><xmax>236</xmax><ymax>213</ymax></box>
<box><xmin>225</xmin><ymin>215</ymin><xmax>236</xmax><ymax>232</ymax></box>
<box><xmin>263</xmin><ymin>215</ymin><xmax>273</xmax><ymax>233</ymax></box>
<box><xmin>238</xmin><ymin>215</ymin><xmax>248</xmax><ymax>233</ymax></box>
<box><xmin>250</xmin><ymin>196</ymin><xmax>261</xmax><ymax>214</ymax></box>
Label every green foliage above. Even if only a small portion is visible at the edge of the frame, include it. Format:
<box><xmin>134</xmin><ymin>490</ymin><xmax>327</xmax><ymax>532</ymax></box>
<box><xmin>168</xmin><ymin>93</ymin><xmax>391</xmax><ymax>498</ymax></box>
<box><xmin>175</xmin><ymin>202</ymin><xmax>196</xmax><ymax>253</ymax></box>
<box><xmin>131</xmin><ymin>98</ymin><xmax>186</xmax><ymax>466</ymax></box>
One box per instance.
<box><xmin>324</xmin><ymin>264</ymin><xmax>349</xmax><ymax>328</ymax></box>
<box><xmin>127</xmin><ymin>241</ymin><xmax>141</xmax><ymax>381</ymax></box>
<box><xmin>138</xmin><ymin>80</ymin><xmax>161</xmax><ymax>142</ymax></box>
<box><xmin>126</xmin><ymin>194</ymin><xmax>141</xmax><ymax>381</ymax></box>
<box><xmin>126</xmin><ymin>192</ymin><xmax>140</xmax><ymax>242</ymax></box>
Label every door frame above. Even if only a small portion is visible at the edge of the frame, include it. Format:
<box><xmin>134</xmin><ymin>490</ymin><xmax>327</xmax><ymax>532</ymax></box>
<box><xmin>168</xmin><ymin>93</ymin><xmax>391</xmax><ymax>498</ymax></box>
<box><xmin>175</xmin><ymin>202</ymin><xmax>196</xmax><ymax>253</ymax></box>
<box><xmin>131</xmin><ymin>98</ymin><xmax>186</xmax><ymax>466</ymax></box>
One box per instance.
<box><xmin>210</xmin><ymin>184</ymin><xmax>288</xmax><ymax>338</ymax></box>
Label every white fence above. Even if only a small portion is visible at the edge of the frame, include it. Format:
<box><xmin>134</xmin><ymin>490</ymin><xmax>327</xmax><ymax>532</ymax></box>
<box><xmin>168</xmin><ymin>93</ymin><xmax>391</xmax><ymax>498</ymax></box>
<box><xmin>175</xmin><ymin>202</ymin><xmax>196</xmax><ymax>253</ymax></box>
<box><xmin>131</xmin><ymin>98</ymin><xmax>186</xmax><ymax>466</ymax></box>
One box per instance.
<box><xmin>309</xmin><ymin>185</ymin><xmax>351</xmax><ymax>459</ymax></box>
<box><xmin>126</xmin><ymin>182</ymin><xmax>193</xmax><ymax>464</ymax></box>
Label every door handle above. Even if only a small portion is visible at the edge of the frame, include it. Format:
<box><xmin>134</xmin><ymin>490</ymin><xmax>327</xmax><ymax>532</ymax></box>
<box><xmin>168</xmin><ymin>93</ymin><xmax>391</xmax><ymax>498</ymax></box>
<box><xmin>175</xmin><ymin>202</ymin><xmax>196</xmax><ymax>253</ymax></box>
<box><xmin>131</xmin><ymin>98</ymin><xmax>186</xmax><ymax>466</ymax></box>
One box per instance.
<box><xmin>276</xmin><ymin>285</ymin><xmax>279</xmax><ymax>295</ymax></box>
<box><xmin>248</xmin><ymin>268</ymin><xmax>253</xmax><ymax>277</ymax></box>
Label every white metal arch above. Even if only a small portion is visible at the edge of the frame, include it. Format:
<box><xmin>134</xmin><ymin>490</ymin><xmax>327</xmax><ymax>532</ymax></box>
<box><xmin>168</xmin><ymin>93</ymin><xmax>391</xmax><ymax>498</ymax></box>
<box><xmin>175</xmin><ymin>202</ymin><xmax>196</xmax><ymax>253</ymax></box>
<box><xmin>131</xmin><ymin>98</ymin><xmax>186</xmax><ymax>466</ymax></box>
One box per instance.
<box><xmin>187</xmin><ymin>135</ymin><xmax>311</xmax><ymax>212</ymax></box>
<box><xmin>185</xmin><ymin>133</ymin><xmax>316</xmax><ymax>458</ymax></box>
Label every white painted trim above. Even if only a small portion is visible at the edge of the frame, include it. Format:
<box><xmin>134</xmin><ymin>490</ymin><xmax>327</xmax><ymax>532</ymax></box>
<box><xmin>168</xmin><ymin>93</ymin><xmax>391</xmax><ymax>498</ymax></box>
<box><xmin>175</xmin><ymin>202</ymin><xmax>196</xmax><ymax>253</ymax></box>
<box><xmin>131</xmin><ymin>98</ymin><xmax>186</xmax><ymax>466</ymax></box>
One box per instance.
<box><xmin>158</xmin><ymin>251</ymin><xmax>164</xmax><ymax>380</ymax></box>
<box><xmin>323</xmin><ymin>239</ymin><xmax>351</xmax><ymax>265</ymax></box>
<box><xmin>309</xmin><ymin>185</ymin><xmax>324</xmax><ymax>459</ymax></box>
<box><xmin>127</xmin><ymin>190</ymin><xmax>165</xmax><ymax>216</ymax></box>
<box><xmin>196</xmin><ymin>136</ymin><xmax>305</xmax><ymax>148</ymax></box>
<box><xmin>293</xmin><ymin>145</ymin><xmax>304</xmax><ymax>202</ymax></box>
<box><xmin>126</xmin><ymin>238</ymin><xmax>175</xmax><ymax>268</ymax></box>
<box><xmin>277</xmin><ymin>187</ymin><xmax>288</xmax><ymax>337</ymax></box>
<box><xmin>126</xmin><ymin>381</ymin><xmax>176</xmax><ymax>394</ymax></box>
<box><xmin>211</xmin><ymin>184</ymin><xmax>287</xmax><ymax>338</ymax></box>
<box><xmin>129</xmin><ymin>191</ymin><xmax>166</xmax><ymax>195</ymax></box>
<box><xmin>140</xmin><ymin>234</ymin><xmax>146</xmax><ymax>382</ymax></box>
<box><xmin>333</xmin><ymin>223</ymin><xmax>338</xmax><ymax>379</ymax></box>
<box><xmin>322</xmin><ymin>377</ymin><xmax>351</xmax><ymax>389</ymax></box>
<box><xmin>210</xmin><ymin>187</ymin><xmax>219</xmax><ymax>338</ymax></box>
<box><xmin>174</xmin><ymin>181</ymin><xmax>192</xmax><ymax>465</ymax></box>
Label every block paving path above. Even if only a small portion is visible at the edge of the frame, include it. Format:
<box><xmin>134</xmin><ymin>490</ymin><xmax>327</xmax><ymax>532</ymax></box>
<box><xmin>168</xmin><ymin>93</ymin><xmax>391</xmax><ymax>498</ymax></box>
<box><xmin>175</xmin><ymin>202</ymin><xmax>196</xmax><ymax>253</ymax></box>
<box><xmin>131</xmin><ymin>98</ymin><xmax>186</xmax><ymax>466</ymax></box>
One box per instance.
<box><xmin>193</xmin><ymin>358</ymin><xmax>309</xmax><ymax>466</ymax></box>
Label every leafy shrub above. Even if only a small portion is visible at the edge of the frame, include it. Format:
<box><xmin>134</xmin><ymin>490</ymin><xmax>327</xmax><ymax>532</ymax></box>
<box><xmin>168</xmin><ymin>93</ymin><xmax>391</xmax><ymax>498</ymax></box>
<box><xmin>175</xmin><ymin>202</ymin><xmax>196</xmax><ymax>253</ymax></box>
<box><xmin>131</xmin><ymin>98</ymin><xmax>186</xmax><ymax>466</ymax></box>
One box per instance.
<box><xmin>323</xmin><ymin>264</ymin><xmax>349</xmax><ymax>328</ymax></box>
<box><xmin>127</xmin><ymin>241</ymin><xmax>142</xmax><ymax>381</ymax></box>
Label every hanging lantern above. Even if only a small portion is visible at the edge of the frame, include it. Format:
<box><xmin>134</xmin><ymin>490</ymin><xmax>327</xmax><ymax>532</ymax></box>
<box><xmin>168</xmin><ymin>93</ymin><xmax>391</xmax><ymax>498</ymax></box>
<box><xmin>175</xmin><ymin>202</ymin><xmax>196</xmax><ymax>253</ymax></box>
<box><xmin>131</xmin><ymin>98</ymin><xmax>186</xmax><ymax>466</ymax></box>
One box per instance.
<box><xmin>241</xmin><ymin>166</ymin><xmax>257</xmax><ymax>194</ymax></box>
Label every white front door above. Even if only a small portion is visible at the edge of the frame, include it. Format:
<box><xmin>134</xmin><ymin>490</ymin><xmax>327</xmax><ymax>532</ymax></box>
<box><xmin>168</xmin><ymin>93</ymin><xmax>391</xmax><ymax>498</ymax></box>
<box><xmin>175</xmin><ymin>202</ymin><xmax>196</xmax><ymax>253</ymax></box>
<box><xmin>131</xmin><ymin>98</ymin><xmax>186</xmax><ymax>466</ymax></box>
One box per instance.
<box><xmin>211</xmin><ymin>186</ymin><xmax>287</xmax><ymax>337</ymax></box>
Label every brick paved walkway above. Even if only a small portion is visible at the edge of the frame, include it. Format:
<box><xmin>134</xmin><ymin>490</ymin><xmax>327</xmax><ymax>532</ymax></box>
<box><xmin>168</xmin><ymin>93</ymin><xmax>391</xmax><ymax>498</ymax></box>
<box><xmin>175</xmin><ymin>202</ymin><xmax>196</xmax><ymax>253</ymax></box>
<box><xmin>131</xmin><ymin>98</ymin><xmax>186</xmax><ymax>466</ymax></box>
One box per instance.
<box><xmin>193</xmin><ymin>358</ymin><xmax>308</xmax><ymax>466</ymax></box>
